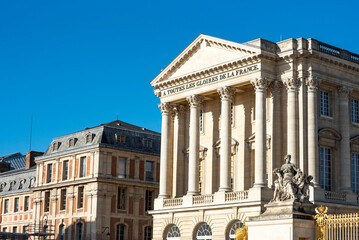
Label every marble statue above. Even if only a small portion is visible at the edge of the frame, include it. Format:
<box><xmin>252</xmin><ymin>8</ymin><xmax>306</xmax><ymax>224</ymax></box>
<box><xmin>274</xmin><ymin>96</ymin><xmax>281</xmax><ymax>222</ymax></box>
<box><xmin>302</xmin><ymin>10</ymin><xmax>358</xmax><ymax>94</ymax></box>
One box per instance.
<box><xmin>272</xmin><ymin>154</ymin><xmax>313</xmax><ymax>202</ymax></box>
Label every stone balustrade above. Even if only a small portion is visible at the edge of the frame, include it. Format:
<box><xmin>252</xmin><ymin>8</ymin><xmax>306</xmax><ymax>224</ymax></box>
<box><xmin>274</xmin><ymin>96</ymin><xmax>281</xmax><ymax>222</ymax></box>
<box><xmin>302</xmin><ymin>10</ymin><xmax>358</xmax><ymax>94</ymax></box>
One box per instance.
<box><xmin>193</xmin><ymin>194</ymin><xmax>214</xmax><ymax>205</ymax></box>
<box><xmin>163</xmin><ymin>197</ymin><xmax>183</xmax><ymax>207</ymax></box>
<box><xmin>225</xmin><ymin>191</ymin><xmax>249</xmax><ymax>202</ymax></box>
<box><xmin>324</xmin><ymin>191</ymin><xmax>347</xmax><ymax>202</ymax></box>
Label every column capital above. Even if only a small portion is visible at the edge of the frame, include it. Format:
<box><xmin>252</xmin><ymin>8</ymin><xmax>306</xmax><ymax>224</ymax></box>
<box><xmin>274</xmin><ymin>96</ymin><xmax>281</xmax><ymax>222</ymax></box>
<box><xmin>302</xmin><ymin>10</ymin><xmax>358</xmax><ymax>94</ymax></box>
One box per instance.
<box><xmin>269</xmin><ymin>80</ymin><xmax>283</xmax><ymax>95</ymax></box>
<box><xmin>250</xmin><ymin>77</ymin><xmax>269</xmax><ymax>91</ymax></box>
<box><xmin>338</xmin><ymin>85</ymin><xmax>353</xmax><ymax>97</ymax></box>
<box><xmin>158</xmin><ymin>102</ymin><xmax>173</xmax><ymax>114</ymax></box>
<box><xmin>283</xmin><ymin>77</ymin><xmax>301</xmax><ymax>91</ymax></box>
<box><xmin>173</xmin><ymin>104</ymin><xmax>187</xmax><ymax>116</ymax></box>
<box><xmin>306</xmin><ymin>75</ymin><xmax>321</xmax><ymax>92</ymax></box>
<box><xmin>186</xmin><ymin>94</ymin><xmax>204</xmax><ymax>107</ymax></box>
<box><xmin>217</xmin><ymin>86</ymin><xmax>236</xmax><ymax>100</ymax></box>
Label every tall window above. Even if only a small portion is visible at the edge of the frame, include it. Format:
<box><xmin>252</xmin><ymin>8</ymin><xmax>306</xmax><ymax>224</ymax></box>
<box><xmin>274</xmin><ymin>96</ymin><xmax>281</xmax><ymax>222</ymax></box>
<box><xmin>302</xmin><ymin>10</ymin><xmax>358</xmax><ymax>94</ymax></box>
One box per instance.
<box><xmin>23</xmin><ymin>225</ymin><xmax>29</xmax><ymax>233</ymax></box>
<box><xmin>117</xmin><ymin>158</ymin><xmax>126</xmax><ymax>178</ymax></box>
<box><xmin>320</xmin><ymin>147</ymin><xmax>332</xmax><ymax>191</ymax></box>
<box><xmin>117</xmin><ymin>187</ymin><xmax>126</xmax><ymax>210</ymax></box>
<box><xmin>196</xmin><ymin>223</ymin><xmax>212</xmax><ymax>240</ymax></box>
<box><xmin>231</xmin><ymin>102</ymin><xmax>234</xmax><ymax>126</ymax></box>
<box><xmin>352</xmin><ymin>153</ymin><xmax>359</xmax><ymax>194</ymax></box>
<box><xmin>4</xmin><ymin>199</ymin><xmax>9</xmax><ymax>213</ymax></box>
<box><xmin>145</xmin><ymin>161</ymin><xmax>154</xmax><ymax>181</ymax></box>
<box><xmin>199</xmin><ymin>159</ymin><xmax>204</xmax><ymax>193</ymax></box>
<box><xmin>24</xmin><ymin>196</ymin><xmax>30</xmax><ymax>211</ymax></box>
<box><xmin>44</xmin><ymin>191</ymin><xmax>50</xmax><ymax>212</ymax></box>
<box><xmin>62</xmin><ymin>160</ymin><xmax>69</xmax><ymax>180</ymax></box>
<box><xmin>200</xmin><ymin>109</ymin><xmax>203</xmax><ymax>133</ymax></box>
<box><xmin>13</xmin><ymin>226</ymin><xmax>17</xmax><ymax>233</ymax></box>
<box><xmin>59</xmin><ymin>224</ymin><xmax>65</xmax><ymax>240</ymax></box>
<box><xmin>79</xmin><ymin>157</ymin><xmax>87</xmax><ymax>178</ymax></box>
<box><xmin>320</xmin><ymin>90</ymin><xmax>330</xmax><ymax>116</ymax></box>
<box><xmin>145</xmin><ymin>190</ymin><xmax>154</xmax><ymax>211</ymax></box>
<box><xmin>78</xmin><ymin>187</ymin><xmax>84</xmax><ymax>209</ymax></box>
<box><xmin>46</xmin><ymin>164</ymin><xmax>53</xmax><ymax>183</ymax></box>
<box><xmin>228</xmin><ymin>221</ymin><xmax>243</xmax><ymax>240</ymax></box>
<box><xmin>76</xmin><ymin>223</ymin><xmax>83</xmax><ymax>240</ymax></box>
<box><xmin>14</xmin><ymin>198</ymin><xmax>19</xmax><ymax>212</ymax></box>
<box><xmin>60</xmin><ymin>189</ymin><xmax>67</xmax><ymax>210</ymax></box>
<box><xmin>116</xmin><ymin>224</ymin><xmax>126</xmax><ymax>240</ymax></box>
<box><xmin>144</xmin><ymin>226</ymin><xmax>152</xmax><ymax>240</ymax></box>
<box><xmin>116</xmin><ymin>134</ymin><xmax>125</xmax><ymax>144</ymax></box>
<box><xmin>231</xmin><ymin>156</ymin><xmax>234</xmax><ymax>190</ymax></box>
<box><xmin>166</xmin><ymin>225</ymin><xmax>181</xmax><ymax>240</ymax></box>
<box><xmin>352</xmin><ymin>99</ymin><xmax>359</xmax><ymax>123</ymax></box>
<box><xmin>143</xmin><ymin>139</ymin><xmax>153</xmax><ymax>148</ymax></box>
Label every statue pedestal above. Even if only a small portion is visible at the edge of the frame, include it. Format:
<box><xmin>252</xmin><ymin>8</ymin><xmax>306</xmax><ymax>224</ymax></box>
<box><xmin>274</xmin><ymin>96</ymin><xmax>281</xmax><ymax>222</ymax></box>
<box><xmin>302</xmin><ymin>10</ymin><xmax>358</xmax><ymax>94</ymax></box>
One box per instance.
<box><xmin>246</xmin><ymin>201</ymin><xmax>315</xmax><ymax>240</ymax></box>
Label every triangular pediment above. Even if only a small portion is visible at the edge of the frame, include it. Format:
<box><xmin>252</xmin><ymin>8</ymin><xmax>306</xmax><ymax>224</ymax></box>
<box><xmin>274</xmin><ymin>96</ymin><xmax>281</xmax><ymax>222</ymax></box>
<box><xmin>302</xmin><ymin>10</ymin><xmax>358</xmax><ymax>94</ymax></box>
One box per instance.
<box><xmin>151</xmin><ymin>34</ymin><xmax>260</xmax><ymax>86</ymax></box>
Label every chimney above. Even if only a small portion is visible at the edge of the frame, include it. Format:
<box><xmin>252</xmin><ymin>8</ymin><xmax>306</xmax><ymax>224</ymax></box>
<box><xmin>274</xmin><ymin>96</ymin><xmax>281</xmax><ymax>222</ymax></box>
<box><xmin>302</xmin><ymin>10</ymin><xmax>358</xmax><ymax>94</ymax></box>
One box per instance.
<box><xmin>26</xmin><ymin>151</ymin><xmax>44</xmax><ymax>168</ymax></box>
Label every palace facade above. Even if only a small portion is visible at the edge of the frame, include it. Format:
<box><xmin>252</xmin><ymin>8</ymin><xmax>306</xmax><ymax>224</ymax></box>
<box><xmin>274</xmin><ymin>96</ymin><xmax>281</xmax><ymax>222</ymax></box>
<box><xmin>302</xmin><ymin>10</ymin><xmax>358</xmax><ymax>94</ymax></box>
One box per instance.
<box><xmin>0</xmin><ymin>120</ymin><xmax>160</xmax><ymax>240</ymax></box>
<box><xmin>150</xmin><ymin>34</ymin><xmax>359</xmax><ymax>239</ymax></box>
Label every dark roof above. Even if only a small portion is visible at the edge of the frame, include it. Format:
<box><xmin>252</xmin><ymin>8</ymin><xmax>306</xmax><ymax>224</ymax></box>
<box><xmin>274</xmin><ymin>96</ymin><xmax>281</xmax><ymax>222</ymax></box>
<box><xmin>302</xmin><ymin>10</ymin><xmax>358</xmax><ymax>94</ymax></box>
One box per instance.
<box><xmin>0</xmin><ymin>152</ymin><xmax>26</xmax><ymax>170</ymax></box>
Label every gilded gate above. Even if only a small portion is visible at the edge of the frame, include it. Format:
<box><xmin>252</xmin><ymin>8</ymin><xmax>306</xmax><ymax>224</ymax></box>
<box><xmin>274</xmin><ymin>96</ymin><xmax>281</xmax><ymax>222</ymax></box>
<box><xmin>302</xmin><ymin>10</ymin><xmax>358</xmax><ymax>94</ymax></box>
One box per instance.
<box><xmin>314</xmin><ymin>206</ymin><xmax>359</xmax><ymax>240</ymax></box>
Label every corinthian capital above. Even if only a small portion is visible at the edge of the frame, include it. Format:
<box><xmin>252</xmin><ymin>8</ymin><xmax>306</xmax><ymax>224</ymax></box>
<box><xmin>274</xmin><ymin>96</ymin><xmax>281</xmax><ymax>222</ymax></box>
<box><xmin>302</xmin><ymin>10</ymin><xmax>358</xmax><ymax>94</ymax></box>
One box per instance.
<box><xmin>283</xmin><ymin>78</ymin><xmax>301</xmax><ymax>91</ymax></box>
<box><xmin>217</xmin><ymin>86</ymin><xmax>236</xmax><ymax>100</ymax></box>
<box><xmin>173</xmin><ymin>104</ymin><xmax>187</xmax><ymax>116</ymax></box>
<box><xmin>186</xmin><ymin>95</ymin><xmax>204</xmax><ymax>107</ymax></box>
<box><xmin>306</xmin><ymin>75</ymin><xmax>321</xmax><ymax>92</ymax></box>
<box><xmin>158</xmin><ymin>102</ymin><xmax>173</xmax><ymax>114</ymax></box>
<box><xmin>250</xmin><ymin>77</ymin><xmax>268</xmax><ymax>91</ymax></box>
<box><xmin>338</xmin><ymin>86</ymin><xmax>353</xmax><ymax>97</ymax></box>
<box><xmin>269</xmin><ymin>80</ymin><xmax>283</xmax><ymax>95</ymax></box>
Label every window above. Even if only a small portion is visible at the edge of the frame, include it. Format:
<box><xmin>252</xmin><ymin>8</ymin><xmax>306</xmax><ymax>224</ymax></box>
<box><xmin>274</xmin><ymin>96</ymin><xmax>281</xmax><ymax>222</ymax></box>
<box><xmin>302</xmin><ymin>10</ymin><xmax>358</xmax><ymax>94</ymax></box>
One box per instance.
<box><xmin>13</xmin><ymin>226</ymin><xmax>17</xmax><ymax>233</ymax></box>
<box><xmin>60</xmin><ymin>189</ymin><xmax>66</xmax><ymax>210</ymax></box>
<box><xmin>144</xmin><ymin>226</ymin><xmax>152</xmax><ymax>240</ymax></box>
<box><xmin>200</xmin><ymin>109</ymin><xmax>203</xmax><ymax>132</ymax></box>
<box><xmin>59</xmin><ymin>224</ymin><xmax>65</xmax><ymax>240</ymax></box>
<box><xmin>228</xmin><ymin>221</ymin><xmax>243</xmax><ymax>240</ymax></box>
<box><xmin>19</xmin><ymin>179</ymin><xmax>25</xmax><ymax>189</ymax></box>
<box><xmin>116</xmin><ymin>224</ymin><xmax>126</xmax><ymax>240</ymax></box>
<box><xmin>199</xmin><ymin>159</ymin><xmax>204</xmax><ymax>193</ymax></box>
<box><xmin>196</xmin><ymin>223</ymin><xmax>212</xmax><ymax>240</ymax></box>
<box><xmin>116</xmin><ymin>134</ymin><xmax>125</xmax><ymax>144</ymax></box>
<box><xmin>53</xmin><ymin>142</ymin><xmax>60</xmax><ymax>151</ymax></box>
<box><xmin>79</xmin><ymin>157</ymin><xmax>87</xmax><ymax>178</ymax></box>
<box><xmin>76</xmin><ymin>223</ymin><xmax>83</xmax><ymax>240</ymax></box>
<box><xmin>23</xmin><ymin>225</ymin><xmax>29</xmax><ymax>233</ymax></box>
<box><xmin>62</xmin><ymin>160</ymin><xmax>69</xmax><ymax>180</ymax></box>
<box><xmin>14</xmin><ymin>198</ymin><xmax>19</xmax><ymax>212</ymax></box>
<box><xmin>117</xmin><ymin>158</ymin><xmax>126</xmax><ymax>178</ymax></box>
<box><xmin>85</xmin><ymin>134</ymin><xmax>93</xmax><ymax>144</ymax></box>
<box><xmin>231</xmin><ymin>156</ymin><xmax>234</xmax><ymax>190</ymax></box>
<box><xmin>78</xmin><ymin>187</ymin><xmax>84</xmax><ymax>209</ymax></box>
<box><xmin>0</xmin><ymin>182</ymin><xmax>5</xmax><ymax>192</ymax></box>
<box><xmin>24</xmin><ymin>196</ymin><xmax>30</xmax><ymax>211</ymax></box>
<box><xmin>352</xmin><ymin>99</ymin><xmax>359</xmax><ymax>124</ymax></box>
<box><xmin>9</xmin><ymin>181</ymin><xmax>15</xmax><ymax>190</ymax></box>
<box><xmin>44</xmin><ymin>191</ymin><xmax>50</xmax><ymax>212</ymax></box>
<box><xmin>320</xmin><ymin>147</ymin><xmax>332</xmax><ymax>191</ymax></box>
<box><xmin>69</xmin><ymin>138</ymin><xmax>74</xmax><ymax>147</ymax></box>
<box><xmin>117</xmin><ymin>187</ymin><xmax>126</xmax><ymax>210</ymax></box>
<box><xmin>4</xmin><ymin>199</ymin><xmax>9</xmax><ymax>213</ymax></box>
<box><xmin>352</xmin><ymin>153</ymin><xmax>359</xmax><ymax>194</ymax></box>
<box><xmin>145</xmin><ymin>161</ymin><xmax>154</xmax><ymax>181</ymax></box>
<box><xmin>166</xmin><ymin>225</ymin><xmax>181</xmax><ymax>240</ymax></box>
<box><xmin>231</xmin><ymin>102</ymin><xmax>234</xmax><ymax>126</ymax></box>
<box><xmin>2</xmin><ymin>227</ymin><xmax>7</xmax><ymax>232</ymax></box>
<box><xmin>320</xmin><ymin>90</ymin><xmax>330</xmax><ymax>116</ymax></box>
<box><xmin>143</xmin><ymin>139</ymin><xmax>153</xmax><ymax>148</ymax></box>
<box><xmin>145</xmin><ymin>190</ymin><xmax>154</xmax><ymax>211</ymax></box>
<box><xmin>46</xmin><ymin>164</ymin><xmax>53</xmax><ymax>183</ymax></box>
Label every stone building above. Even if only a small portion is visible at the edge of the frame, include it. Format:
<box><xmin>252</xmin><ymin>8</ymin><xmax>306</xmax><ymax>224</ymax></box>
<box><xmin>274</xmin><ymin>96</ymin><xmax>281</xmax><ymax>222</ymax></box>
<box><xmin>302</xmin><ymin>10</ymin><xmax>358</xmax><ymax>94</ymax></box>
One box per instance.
<box><xmin>150</xmin><ymin>34</ymin><xmax>359</xmax><ymax>239</ymax></box>
<box><xmin>0</xmin><ymin>120</ymin><xmax>161</xmax><ymax>240</ymax></box>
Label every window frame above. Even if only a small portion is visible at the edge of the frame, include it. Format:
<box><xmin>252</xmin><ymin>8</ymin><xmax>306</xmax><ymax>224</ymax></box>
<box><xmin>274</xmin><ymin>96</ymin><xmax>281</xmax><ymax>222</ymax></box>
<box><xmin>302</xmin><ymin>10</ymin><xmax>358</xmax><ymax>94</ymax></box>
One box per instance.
<box><xmin>117</xmin><ymin>157</ymin><xmax>127</xmax><ymax>178</ymax></box>
<box><xmin>24</xmin><ymin>196</ymin><xmax>30</xmax><ymax>212</ymax></box>
<box><xmin>62</xmin><ymin>160</ymin><xmax>69</xmax><ymax>180</ymax></box>
<box><xmin>320</xmin><ymin>90</ymin><xmax>331</xmax><ymax>117</ymax></box>
<box><xmin>60</xmin><ymin>189</ymin><xmax>67</xmax><ymax>211</ymax></box>
<box><xmin>46</xmin><ymin>163</ymin><xmax>53</xmax><ymax>183</ymax></box>
<box><xmin>352</xmin><ymin>152</ymin><xmax>359</xmax><ymax>194</ymax></box>
<box><xmin>352</xmin><ymin>99</ymin><xmax>359</xmax><ymax>124</ymax></box>
<box><xmin>44</xmin><ymin>191</ymin><xmax>50</xmax><ymax>212</ymax></box>
<box><xmin>77</xmin><ymin>186</ymin><xmax>84</xmax><ymax>209</ymax></box>
<box><xmin>79</xmin><ymin>156</ymin><xmax>87</xmax><ymax>178</ymax></box>
<box><xmin>320</xmin><ymin>146</ymin><xmax>332</xmax><ymax>191</ymax></box>
<box><xmin>117</xmin><ymin>187</ymin><xmax>126</xmax><ymax>210</ymax></box>
<box><xmin>14</xmin><ymin>197</ymin><xmax>19</xmax><ymax>212</ymax></box>
<box><xmin>145</xmin><ymin>190</ymin><xmax>154</xmax><ymax>211</ymax></box>
<box><xmin>4</xmin><ymin>199</ymin><xmax>9</xmax><ymax>213</ymax></box>
<box><xmin>145</xmin><ymin>161</ymin><xmax>154</xmax><ymax>181</ymax></box>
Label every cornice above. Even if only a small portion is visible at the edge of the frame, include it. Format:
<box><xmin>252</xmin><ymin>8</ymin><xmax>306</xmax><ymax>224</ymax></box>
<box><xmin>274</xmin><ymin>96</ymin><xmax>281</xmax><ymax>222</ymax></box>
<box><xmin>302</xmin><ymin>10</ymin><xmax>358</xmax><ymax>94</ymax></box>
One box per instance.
<box><xmin>309</xmin><ymin>50</ymin><xmax>359</xmax><ymax>72</ymax></box>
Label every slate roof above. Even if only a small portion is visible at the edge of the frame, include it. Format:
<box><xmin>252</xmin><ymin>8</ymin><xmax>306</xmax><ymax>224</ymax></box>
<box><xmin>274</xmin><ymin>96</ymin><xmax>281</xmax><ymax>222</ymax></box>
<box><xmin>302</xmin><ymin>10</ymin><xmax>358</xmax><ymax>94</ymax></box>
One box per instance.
<box><xmin>0</xmin><ymin>167</ymin><xmax>36</xmax><ymax>196</ymax></box>
<box><xmin>39</xmin><ymin>120</ymin><xmax>161</xmax><ymax>158</ymax></box>
<box><xmin>0</xmin><ymin>152</ymin><xmax>26</xmax><ymax>170</ymax></box>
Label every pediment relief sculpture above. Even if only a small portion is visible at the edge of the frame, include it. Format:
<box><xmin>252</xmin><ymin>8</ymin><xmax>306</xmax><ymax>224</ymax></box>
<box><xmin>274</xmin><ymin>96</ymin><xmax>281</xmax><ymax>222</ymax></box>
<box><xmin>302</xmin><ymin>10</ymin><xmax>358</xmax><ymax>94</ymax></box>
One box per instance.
<box><xmin>272</xmin><ymin>154</ymin><xmax>313</xmax><ymax>203</ymax></box>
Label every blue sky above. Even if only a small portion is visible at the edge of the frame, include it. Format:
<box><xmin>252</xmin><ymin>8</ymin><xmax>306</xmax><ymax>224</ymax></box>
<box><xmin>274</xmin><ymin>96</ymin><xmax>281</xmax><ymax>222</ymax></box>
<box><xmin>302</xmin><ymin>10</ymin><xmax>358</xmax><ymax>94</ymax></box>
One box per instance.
<box><xmin>1</xmin><ymin>0</ymin><xmax>358</xmax><ymax>156</ymax></box>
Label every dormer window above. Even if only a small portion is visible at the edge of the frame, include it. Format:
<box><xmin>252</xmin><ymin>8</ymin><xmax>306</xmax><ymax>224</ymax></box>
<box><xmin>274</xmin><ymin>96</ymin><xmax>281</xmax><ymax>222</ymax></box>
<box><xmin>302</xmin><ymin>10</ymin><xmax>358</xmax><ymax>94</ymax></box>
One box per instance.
<box><xmin>116</xmin><ymin>134</ymin><xmax>126</xmax><ymax>144</ymax></box>
<box><xmin>68</xmin><ymin>138</ymin><xmax>77</xmax><ymax>147</ymax></box>
<box><xmin>9</xmin><ymin>181</ymin><xmax>15</xmax><ymax>191</ymax></box>
<box><xmin>53</xmin><ymin>142</ymin><xmax>60</xmax><ymax>151</ymax></box>
<box><xmin>85</xmin><ymin>134</ymin><xmax>94</xmax><ymax>144</ymax></box>
<box><xmin>143</xmin><ymin>139</ymin><xmax>153</xmax><ymax>148</ymax></box>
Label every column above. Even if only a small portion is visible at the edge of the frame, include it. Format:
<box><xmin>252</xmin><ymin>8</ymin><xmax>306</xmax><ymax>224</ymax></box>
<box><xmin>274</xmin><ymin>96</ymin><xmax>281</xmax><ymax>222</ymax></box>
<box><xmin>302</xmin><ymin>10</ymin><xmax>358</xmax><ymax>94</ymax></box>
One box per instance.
<box><xmin>217</xmin><ymin>86</ymin><xmax>236</xmax><ymax>192</ymax></box>
<box><xmin>338</xmin><ymin>86</ymin><xmax>352</xmax><ymax>192</ymax></box>
<box><xmin>306</xmin><ymin>76</ymin><xmax>320</xmax><ymax>186</ymax></box>
<box><xmin>250</xmin><ymin>78</ymin><xmax>268</xmax><ymax>187</ymax></box>
<box><xmin>186</xmin><ymin>94</ymin><xmax>203</xmax><ymax>196</ymax></box>
<box><xmin>158</xmin><ymin>102</ymin><xmax>172</xmax><ymax>198</ymax></box>
<box><xmin>172</xmin><ymin>105</ymin><xmax>187</xmax><ymax>197</ymax></box>
<box><xmin>284</xmin><ymin>77</ymin><xmax>301</xmax><ymax>165</ymax></box>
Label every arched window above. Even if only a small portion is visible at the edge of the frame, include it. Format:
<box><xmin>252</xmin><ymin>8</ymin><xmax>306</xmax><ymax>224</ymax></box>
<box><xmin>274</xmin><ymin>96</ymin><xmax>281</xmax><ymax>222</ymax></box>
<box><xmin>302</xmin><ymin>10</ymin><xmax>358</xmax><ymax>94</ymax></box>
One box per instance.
<box><xmin>76</xmin><ymin>222</ymin><xmax>83</xmax><ymax>240</ymax></box>
<box><xmin>59</xmin><ymin>224</ymin><xmax>65</xmax><ymax>240</ymax></box>
<box><xmin>228</xmin><ymin>221</ymin><xmax>243</xmax><ymax>240</ymax></box>
<box><xmin>196</xmin><ymin>223</ymin><xmax>212</xmax><ymax>240</ymax></box>
<box><xmin>116</xmin><ymin>224</ymin><xmax>126</xmax><ymax>240</ymax></box>
<box><xmin>166</xmin><ymin>225</ymin><xmax>180</xmax><ymax>240</ymax></box>
<box><xmin>144</xmin><ymin>226</ymin><xmax>152</xmax><ymax>240</ymax></box>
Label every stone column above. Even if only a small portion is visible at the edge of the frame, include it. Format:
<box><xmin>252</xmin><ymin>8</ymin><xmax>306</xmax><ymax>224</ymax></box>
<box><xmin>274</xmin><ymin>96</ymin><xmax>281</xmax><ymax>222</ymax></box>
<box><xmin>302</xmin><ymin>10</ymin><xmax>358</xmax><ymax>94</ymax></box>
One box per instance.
<box><xmin>217</xmin><ymin>86</ymin><xmax>236</xmax><ymax>192</ymax></box>
<box><xmin>186</xmin><ymin>95</ymin><xmax>203</xmax><ymax>196</ymax></box>
<box><xmin>172</xmin><ymin>105</ymin><xmax>187</xmax><ymax>197</ymax></box>
<box><xmin>306</xmin><ymin>76</ymin><xmax>320</xmax><ymax>186</ymax></box>
<box><xmin>251</xmin><ymin>78</ymin><xmax>268</xmax><ymax>187</ymax></box>
<box><xmin>338</xmin><ymin>86</ymin><xmax>352</xmax><ymax>192</ymax></box>
<box><xmin>284</xmin><ymin>78</ymin><xmax>301</xmax><ymax>165</ymax></box>
<box><xmin>158</xmin><ymin>102</ymin><xmax>172</xmax><ymax>198</ymax></box>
